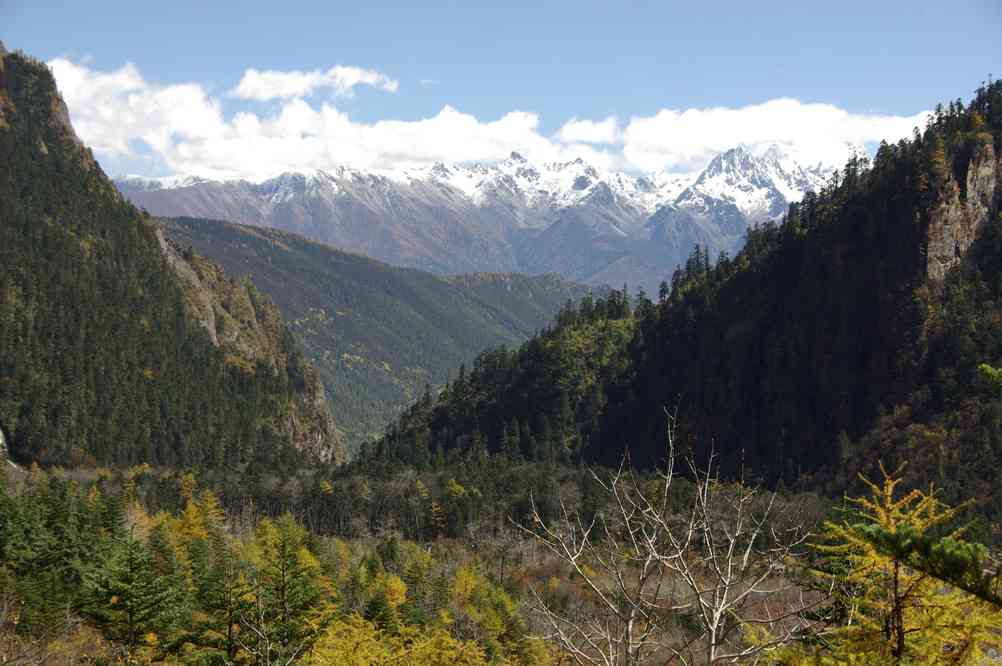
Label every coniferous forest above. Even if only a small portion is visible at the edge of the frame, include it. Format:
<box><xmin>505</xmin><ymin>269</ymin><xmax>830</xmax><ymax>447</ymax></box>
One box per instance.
<box><xmin>0</xmin><ymin>51</ymin><xmax>340</xmax><ymax>472</ymax></box>
<box><xmin>4</xmin><ymin>41</ymin><xmax>1002</xmax><ymax>664</ymax></box>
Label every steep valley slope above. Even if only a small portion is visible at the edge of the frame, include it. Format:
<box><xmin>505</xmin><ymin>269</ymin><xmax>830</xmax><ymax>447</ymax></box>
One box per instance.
<box><xmin>161</xmin><ymin>217</ymin><xmax>596</xmax><ymax>449</ymax></box>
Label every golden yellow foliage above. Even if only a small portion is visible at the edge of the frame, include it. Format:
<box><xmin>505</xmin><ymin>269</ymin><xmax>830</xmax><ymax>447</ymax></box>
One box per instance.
<box><xmin>309</xmin><ymin>614</ymin><xmax>487</xmax><ymax>665</ymax></box>
<box><xmin>43</xmin><ymin>624</ymin><xmax>117</xmax><ymax>663</ymax></box>
<box><xmin>451</xmin><ymin>565</ymin><xmax>519</xmax><ymax>646</ymax></box>
<box><xmin>375</xmin><ymin>572</ymin><xmax>408</xmax><ymax>609</ymax></box>
<box><xmin>779</xmin><ymin>466</ymin><xmax>1002</xmax><ymax>665</ymax></box>
<box><xmin>309</xmin><ymin>614</ymin><xmax>390</xmax><ymax>665</ymax></box>
<box><xmin>198</xmin><ymin>489</ymin><xmax>226</xmax><ymax>530</ymax></box>
<box><xmin>86</xmin><ymin>485</ymin><xmax>103</xmax><ymax>511</ymax></box>
<box><xmin>445</xmin><ymin>477</ymin><xmax>468</xmax><ymax>498</ymax></box>
<box><xmin>178</xmin><ymin>499</ymin><xmax>208</xmax><ymax>541</ymax></box>
<box><xmin>178</xmin><ymin>472</ymin><xmax>198</xmax><ymax>502</ymax></box>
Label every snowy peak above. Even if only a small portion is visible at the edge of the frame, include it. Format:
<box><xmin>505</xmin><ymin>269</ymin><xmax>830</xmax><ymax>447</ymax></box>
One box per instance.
<box><xmin>256</xmin><ymin>171</ymin><xmax>328</xmax><ymax>204</ymax></box>
<box><xmin>403</xmin><ymin>152</ymin><xmax>696</xmax><ymax>219</ymax></box>
<box><xmin>676</xmin><ymin>142</ymin><xmax>831</xmax><ymax>220</ymax></box>
<box><xmin>113</xmin><ymin>144</ymin><xmax>847</xmax><ymax>293</ymax></box>
<box><xmin>116</xmin><ymin>174</ymin><xmax>216</xmax><ymax>191</ymax></box>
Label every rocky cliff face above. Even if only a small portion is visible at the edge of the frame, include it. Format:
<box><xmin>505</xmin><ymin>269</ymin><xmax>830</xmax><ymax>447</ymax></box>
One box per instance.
<box><xmin>157</xmin><ymin>228</ymin><xmax>344</xmax><ymax>463</ymax></box>
<box><xmin>926</xmin><ymin>141</ymin><xmax>1000</xmax><ymax>283</ymax></box>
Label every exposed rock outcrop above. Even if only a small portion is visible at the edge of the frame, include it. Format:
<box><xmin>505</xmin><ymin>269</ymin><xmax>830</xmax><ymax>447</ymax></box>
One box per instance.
<box><xmin>156</xmin><ymin>227</ymin><xmax>221</xmax><ymax>345</ymax></box>
<box><xmin>926</xmin><ymin>141</ymin><xmax>1000</xmax><ymax>283</ymax></box>
<box><xmin>155</xmin><ymin>226</ymin><xmax>345</xmax><ymax>463</ymax></box>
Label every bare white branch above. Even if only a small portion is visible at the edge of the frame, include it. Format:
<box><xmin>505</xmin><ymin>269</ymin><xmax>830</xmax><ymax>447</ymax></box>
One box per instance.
<box><xmin>516</xmin><ymin>408</ymin><xmax>828</xmax><ymax>664</ymax></box>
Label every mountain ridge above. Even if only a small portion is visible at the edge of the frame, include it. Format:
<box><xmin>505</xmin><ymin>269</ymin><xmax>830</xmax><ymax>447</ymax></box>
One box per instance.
<box><xmin>371</xmin><ymin>80</ymin><xmax>1002</xmax><ymax>519</ymax></box>
<box><xmin>116</xmin><ymin>144</ymin><xmax>844</xmax><ymax>292</ymax></box>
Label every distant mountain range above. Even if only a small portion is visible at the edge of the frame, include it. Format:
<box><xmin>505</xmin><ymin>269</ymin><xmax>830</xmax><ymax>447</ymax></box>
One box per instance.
<box><xmin>116</xmin><ymin>144</ymin><xmax>850</xmax><ymax>292</ymax></box>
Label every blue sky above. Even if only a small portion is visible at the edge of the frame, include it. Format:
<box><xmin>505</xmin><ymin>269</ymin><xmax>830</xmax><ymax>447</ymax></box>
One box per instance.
<box><xmin>3</xmin><ymin>0</ymin><xmax>999</xmax><ymax>178</ymax></box>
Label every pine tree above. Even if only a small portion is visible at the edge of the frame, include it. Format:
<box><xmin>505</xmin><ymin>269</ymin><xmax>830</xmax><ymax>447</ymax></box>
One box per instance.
<box><xmin>240</xmin><ymin>515</ymin><xmax>335</xmax><ymax>663</ymax></box>
<box><xmin>189</xmin><ymin>529</ymin><xmax>248</xmax><ymax>663</ymax></box>
<box><xmin>83</xmin><ymin>529</ymin><xmax>182</xmax><ymax>662</ymax></box>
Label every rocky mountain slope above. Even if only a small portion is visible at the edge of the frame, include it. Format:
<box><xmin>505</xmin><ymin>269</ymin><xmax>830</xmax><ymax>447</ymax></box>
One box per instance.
<box><xmin>157</xmin><ymin>229</ymin><xmax>341</xmax><ymax>460</ymax></box>
<box><xmin>117</xmin><ymin>145</ymin><xmax>840</xmax><ymax>292</ymax></box>
<box><xmin>161</xmin><ymin>217</ymin><xmax>596</xmax><ymax>449</ymax></box>
<box><xmin>0</xmin><ymin>47</ymin><xmax>342</xmax><ymax>468</ymax></box>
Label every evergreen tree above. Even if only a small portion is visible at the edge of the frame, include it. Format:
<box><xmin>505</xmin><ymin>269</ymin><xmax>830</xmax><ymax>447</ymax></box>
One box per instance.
<box><xmin>240</xmin><ymin>515</ymin><xmax>335</xmax><ymax>662</ymax></box>
<box><xmin>83</xmin><ymin>530</ymin><xmax>183</xmax><ymax>661</ymax></box>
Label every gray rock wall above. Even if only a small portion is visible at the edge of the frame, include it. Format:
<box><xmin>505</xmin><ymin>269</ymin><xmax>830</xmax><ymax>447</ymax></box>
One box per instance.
<box><xmin>926</xmin><ymin>142</ymin><xmax>1000</xmax><ymax>283</ymax></box>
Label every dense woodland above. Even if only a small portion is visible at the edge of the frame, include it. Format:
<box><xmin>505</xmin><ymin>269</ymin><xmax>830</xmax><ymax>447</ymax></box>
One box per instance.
<box><xmin>0</xmin><ymin>466</ymin><xmax>551</xmax><ymax>664</ymax></box>
<box><xmin>5</xmin><ymin>438</ymin><xmax>1002</xmax><ymax>663</ymax></box>
<box><xmin>0</xmin><ymin>52</ymin><xmax>334</xmax><ymax>471</ymax></box>
<box><xmin>377</xmin><ymin>79</ymin><xmax>1002</xmax><ymax>523</ymax></box>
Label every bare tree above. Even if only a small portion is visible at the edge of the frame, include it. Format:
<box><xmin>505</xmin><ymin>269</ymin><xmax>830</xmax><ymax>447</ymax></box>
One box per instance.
<box><xmin>517</xmin><ymin>409</ymin><xmax>828</xmax><ymax>665</ymax></box>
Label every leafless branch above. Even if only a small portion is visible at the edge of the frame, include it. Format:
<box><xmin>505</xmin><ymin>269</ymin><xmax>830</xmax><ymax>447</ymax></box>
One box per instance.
<box><xmin>514</xmin><ymin>407</ymin><xmax>828</xmax><ymax>664</ymax></box>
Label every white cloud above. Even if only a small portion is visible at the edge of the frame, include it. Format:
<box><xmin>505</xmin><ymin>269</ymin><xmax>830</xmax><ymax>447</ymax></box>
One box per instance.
<box><xmin>231</xmin><ymin>66</ymin><xmax>399</xmax><ymax>101</ymax></box>
<box><xmin>557</xmin><ymin>116</ymin><xmax>620</xmax><ymax>144</ymax></box>
<box><xmin>622</xmin><ymin>98</ymin><xmax>929</xmax><ymax>172</ymax></box>
<box><xmin>48</xmin><ymin>58</ymin><xmax>226</xmax><ymax>159</ymax></box>
<box><xmin>46</xmin><ymin>59</ymin><xmax>929</xmax><ymax>182</ymax></box>
<box><xmin>48</xmin><ymin>59</ymin><xmax>608</xmax><ymax>181</ymax></box>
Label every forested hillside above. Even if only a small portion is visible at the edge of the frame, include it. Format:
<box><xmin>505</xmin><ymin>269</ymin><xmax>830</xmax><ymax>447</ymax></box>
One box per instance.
<box><xmin>161</xmin><ymin>217</ymin><xmax>595</xmax><ymax>448</ymax></box>
<box><xmin>0</xmin><ymin>50</ymin><xmax>341</xmax><ymax>469</ymax></box>
<box><xmin>378</xmin><ymin>80</ymin><xmax>1002</xmax><ymax>519</ymax></box>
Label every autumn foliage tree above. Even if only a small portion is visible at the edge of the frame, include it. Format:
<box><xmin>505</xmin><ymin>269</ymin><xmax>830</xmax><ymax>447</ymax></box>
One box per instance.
<box><xmin>783</xmin><ymin>466</ymin><xmax>1002</xmax><ymax>664</ymax></box>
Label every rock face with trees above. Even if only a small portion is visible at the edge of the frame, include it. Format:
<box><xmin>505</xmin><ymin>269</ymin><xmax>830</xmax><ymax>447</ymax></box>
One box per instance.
<box><xmin>925</xmin><ymin>122</ymin><xmax>999</xmax><ymax>283</ymax></box>
<box><xmin>159</xmin><ymin>216</ymin><xmax>595</xmax><ymax>450</ymax></box>
<box><xmin>0</xmin><ymin>49</ymin><xmax>342</xmax><ymax>470</ymax></box>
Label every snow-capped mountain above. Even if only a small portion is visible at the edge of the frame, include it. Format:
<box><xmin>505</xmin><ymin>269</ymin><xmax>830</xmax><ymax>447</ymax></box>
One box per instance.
<box><xmin>115</xmin><ymin>143</ymin><xmax>837</xmax><ymax>291</ymax></box>
<box><xmin>392</xmin><ymin>152</ymin><xmax>693</xmax><ymax>221</ymax></box>
<box><xmin>116</xmin><ymin>173</ymin><xmax>214</xmax><ymax>191</ymax></box>
<box><xmin>673</xmin><ymin>144</ymin><xmax>832</xmax><ymax>223</ymax></box>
